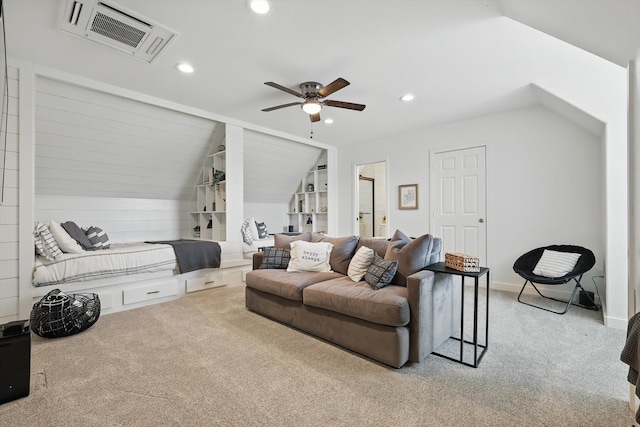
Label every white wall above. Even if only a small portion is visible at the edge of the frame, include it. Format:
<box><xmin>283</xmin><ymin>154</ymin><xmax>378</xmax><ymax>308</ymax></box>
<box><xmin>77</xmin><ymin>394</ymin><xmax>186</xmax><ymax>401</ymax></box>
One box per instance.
<box><xmin>338</xmin><ymin>106</ymin><xmax>605</xmax><ymax>304</ymax></box>
<box><xmin>244</xmin><ymin>202</ymin><xmax>288</xmax><ymax>234</ymax></box>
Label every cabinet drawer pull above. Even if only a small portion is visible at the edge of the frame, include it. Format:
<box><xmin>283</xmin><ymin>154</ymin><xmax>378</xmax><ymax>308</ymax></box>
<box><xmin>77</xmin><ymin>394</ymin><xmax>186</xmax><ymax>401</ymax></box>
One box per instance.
<box><xmin>146</xmin><ymin>290</ymin><xmax>160</xmax><ymax>295</ymax></box>
<box><xmin>204</xmin><ymin>280</ymin><xmax>215</xmax><ymax>285</ymax></box>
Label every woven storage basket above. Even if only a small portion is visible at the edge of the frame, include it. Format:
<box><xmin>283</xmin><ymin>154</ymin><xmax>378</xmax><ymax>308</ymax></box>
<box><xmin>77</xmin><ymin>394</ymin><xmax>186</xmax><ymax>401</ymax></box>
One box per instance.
<box><xmin>30</xmin><ymin>289</ymin><xmax>100</xmax><ymax>338</ymax></box>
<box><xmin>445</xmin><ymin>252</ymin><xmax>480</xmax><ymax>272</ymax></box>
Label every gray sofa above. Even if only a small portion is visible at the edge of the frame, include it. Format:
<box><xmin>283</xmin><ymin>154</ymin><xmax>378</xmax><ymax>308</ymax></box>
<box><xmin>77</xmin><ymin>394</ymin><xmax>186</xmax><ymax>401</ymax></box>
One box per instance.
<box><xmin>245</xmin><ymin>230</ymin><xmax>461</xmax><ymax>368</ymax></box>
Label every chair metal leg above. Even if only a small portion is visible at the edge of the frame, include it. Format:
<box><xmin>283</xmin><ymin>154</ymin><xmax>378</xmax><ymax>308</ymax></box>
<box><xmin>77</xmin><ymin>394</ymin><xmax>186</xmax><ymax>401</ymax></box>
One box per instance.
<box><xmin>517</xmin><ymin>275</ymin><xmax>598</xmax><ymax>315</ymax></box>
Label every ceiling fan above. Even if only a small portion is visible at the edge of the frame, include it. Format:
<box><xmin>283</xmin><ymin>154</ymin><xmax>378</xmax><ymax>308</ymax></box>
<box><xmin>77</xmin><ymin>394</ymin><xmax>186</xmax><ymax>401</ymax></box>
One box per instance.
<box><xmin>261</xmin><ymin>77</ymin><xmax>366</xmax><ymax>122</ymax></box>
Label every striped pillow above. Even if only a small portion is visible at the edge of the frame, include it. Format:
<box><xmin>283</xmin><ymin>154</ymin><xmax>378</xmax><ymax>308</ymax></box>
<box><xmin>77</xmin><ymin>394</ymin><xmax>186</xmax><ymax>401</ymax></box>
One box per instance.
<box><xmin>347</xmin><ymin>245</ymin><xmax>374</xmax><ymax>282</ymax></box>
<box><xmin>34</xmin><ymin>222</ymin><xmax>63</xmax><ymax>261</ymax></box>
<box><xmin>533</xmin><ymin>249</ymin><xmax>581</xmax><ymax>278</ymax></box>
<box><xmin>85</xmin><ymin>226</ymin><xmax>110</xmax><ymax>249</ymax></box>
<box><xmin>241</xmin><ymin>220</ymin><xmax>254</xmax><ymax>245</ymax></box>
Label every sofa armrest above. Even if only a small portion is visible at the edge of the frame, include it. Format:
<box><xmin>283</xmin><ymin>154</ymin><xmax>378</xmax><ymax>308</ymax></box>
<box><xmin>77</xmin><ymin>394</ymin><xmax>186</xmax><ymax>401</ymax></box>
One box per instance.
<box><xmin>252</xmin><ymin>252</ymin><xmax>264</xmax><ymax>270</ymax></box>
<box><xmin>406</xmin><ymin>269</ymin><xmax>462</xmax><ymax>363</ymax></box>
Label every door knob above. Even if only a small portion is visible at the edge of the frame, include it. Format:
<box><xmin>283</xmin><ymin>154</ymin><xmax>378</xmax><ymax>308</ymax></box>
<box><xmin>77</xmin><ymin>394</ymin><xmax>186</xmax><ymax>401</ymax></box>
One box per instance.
<box><xmin>479</xmin><ymin>218</ymin><xmax>484</xmax><ymax>223</ymax></box>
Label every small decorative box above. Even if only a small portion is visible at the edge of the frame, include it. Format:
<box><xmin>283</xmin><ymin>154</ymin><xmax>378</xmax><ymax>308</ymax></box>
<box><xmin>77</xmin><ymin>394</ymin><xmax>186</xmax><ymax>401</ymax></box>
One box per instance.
<box><xmin>445</xmin><ymin>252</ymin><xmax>480</xmax><ymax>272</ymax></box>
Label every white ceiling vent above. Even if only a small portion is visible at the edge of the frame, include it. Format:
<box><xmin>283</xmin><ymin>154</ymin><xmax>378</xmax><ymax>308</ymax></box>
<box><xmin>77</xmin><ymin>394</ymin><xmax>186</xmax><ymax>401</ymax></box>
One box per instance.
<box><xmin>58</xmin><ymin>0</ymin><xmax>179</xmax><ymax>63</ymax></box>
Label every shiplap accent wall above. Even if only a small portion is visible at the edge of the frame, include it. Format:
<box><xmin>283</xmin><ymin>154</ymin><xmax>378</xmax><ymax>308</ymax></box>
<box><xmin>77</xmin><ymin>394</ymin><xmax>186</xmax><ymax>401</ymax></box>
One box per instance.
<box><xmin>35</xmin><ymin>196</ymin><xmax>192</xmax><ymax>243</ymax></box>
<box><xmin>0</xmin><ymin>66</ymin><xmax>20</xmax><ymax>322</ymax></box>
<box><xmin>35</xmin><ymin>77</ymin><xmax>221</xmax><ymax>201</ymax></box>
<box><xmin>243</xmin><ymin>130</ymin><xmax>322</xmax><ymax>204</ymax></box>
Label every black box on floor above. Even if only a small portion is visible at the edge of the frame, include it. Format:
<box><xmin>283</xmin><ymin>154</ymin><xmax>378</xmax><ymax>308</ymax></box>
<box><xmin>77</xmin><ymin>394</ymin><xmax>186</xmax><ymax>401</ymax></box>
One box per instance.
<box><xmin>579</xmin><ymin>290</ymin><xmax>596</xmax><ymax>308</ymax></box>
<box><xmin>0</xmin><ymin>320</ymin><xmax>30</xmax><ymax>404</ymax></box>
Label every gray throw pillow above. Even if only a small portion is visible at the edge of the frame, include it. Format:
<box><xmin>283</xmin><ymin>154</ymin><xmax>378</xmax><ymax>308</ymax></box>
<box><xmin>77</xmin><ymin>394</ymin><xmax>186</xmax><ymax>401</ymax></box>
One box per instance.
<box><xmin>255</xmin><ymin>222</ymin><xmax>268</xmax><ymax>239</ymax></box>
<box><xmin>259</xmin><ymin>247</ymin><xmax>291</xmax><ymax>269</ymax></box>
<box><xmin>364</xmin><ymin>253</ymin><xmax>398</xmax><ymax>290</ymax></box>
<box><xmin>61</xmin><ymin>221</ymin><xmax>95</xmax><ymax>250</ymax></box>
<box><xmin>385</xmin><ymin>229</ymin><xmax>434</xmax><ymax>286</ymax></box>
<box><xmin>85</xmin><ymin>226</ymin><xmax>110</xmax><ymax>249</ymax></box>
<box><xmin>311</xmin><ymin>233</ymin><xmax>358</xmax><ymax>275</ymax></box>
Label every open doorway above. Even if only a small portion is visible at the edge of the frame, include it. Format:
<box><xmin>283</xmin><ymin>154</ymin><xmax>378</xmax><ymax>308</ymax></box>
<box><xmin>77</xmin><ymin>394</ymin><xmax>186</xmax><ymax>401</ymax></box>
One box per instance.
<box><xmin>356</xmin><ymin>161</ymin><xmax>387</xmax><ymax>238</ymax></box>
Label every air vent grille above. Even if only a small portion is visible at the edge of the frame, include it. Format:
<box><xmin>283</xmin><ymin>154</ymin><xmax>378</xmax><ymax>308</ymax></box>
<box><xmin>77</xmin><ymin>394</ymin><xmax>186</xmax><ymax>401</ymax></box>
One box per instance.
<box><xmin>90</xmin><ymin>11</ymin><xmax>146</xmax><ymax>48</ymax></box>
<box><xmin>58</xmin><ymin>0</ymin><xmax>179</xmax><ymax>64</ymax></box>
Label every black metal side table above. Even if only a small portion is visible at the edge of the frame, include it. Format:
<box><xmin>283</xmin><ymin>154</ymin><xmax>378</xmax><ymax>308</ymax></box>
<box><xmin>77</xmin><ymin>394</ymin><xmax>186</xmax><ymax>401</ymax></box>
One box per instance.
<box><xmin>424</xmin><ymin>262</ymin><xmax>490</xmax><ymax>368</ymax></box>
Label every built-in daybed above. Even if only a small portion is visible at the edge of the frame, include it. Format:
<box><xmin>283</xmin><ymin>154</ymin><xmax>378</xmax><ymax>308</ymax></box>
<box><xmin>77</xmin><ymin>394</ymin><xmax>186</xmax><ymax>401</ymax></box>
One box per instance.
<box><xmin>31</xmin><ymin>220</ymin><xmax>248</xmax><ymax>314</ymax></box>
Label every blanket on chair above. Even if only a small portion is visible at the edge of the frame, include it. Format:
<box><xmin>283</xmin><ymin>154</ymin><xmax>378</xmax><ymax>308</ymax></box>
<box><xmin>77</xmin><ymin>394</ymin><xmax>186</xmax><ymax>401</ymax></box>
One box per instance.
<box><xmin>146</xmin><ymin>240</ymin><xmax>221</xmax><ymax>273</ymax></box>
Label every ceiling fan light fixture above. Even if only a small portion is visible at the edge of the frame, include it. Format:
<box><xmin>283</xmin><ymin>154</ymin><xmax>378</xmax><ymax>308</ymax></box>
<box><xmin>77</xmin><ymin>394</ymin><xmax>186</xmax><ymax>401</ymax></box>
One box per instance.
<box><xmin>248</xmin><ymin>0</ymin><xmax>270</xmax><ymax>14</ymax></box>
<box><xmin>302</xmin><ymin>100</ymin><xmax>322</xmax><ymax>115</ymax></box>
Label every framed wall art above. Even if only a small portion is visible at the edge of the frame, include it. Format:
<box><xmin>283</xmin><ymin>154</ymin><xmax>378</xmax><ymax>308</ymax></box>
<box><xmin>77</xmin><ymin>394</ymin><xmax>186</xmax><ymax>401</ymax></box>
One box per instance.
<box><xmin>398</xmin><ymin>184</ymin><xmax>418</xmax><ymax>210</ymax></box>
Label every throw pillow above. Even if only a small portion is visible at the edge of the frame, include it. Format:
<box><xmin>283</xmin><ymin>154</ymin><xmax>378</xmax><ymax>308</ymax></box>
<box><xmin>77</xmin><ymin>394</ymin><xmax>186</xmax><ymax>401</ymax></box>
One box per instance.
<box><xmin>287</xmin><ymin>240</ymin><xmax>333</xmax><ymax>273</ymax></box>
<box><xmin>85</xmin><ymin>226</ymin><xmax>110</xmax><ymax>249</ymax></box>
<box><xmin>61</xmin><ymin>221</ymin><xmax>95</xmax><ymax>250</ymax></box>
<box><xmin>384</xmin><ymin>229</ymin><xmax>434</xmax><ymax>286</ymax></box>
<box><xmin>47</xmin><ymin>220</ymin><xmax>84</xmax><ymax>254</ymax></box>
<box><xmin>311</xmin><ymin>233</ymin><xmax>359</xmax><ymax>275</ymax></box>
<box><xmin>241</xmin><ymin>220</ymin><xmax>254</xmax><ymax>245</ymax></box>
<box><xmin>248</xmin><ymin>217</ymin><xmax>260</xmax><ymax>241</ymax></box>
<box><xmin>273</xmin><ymin>232</ymin><xmax>312</xmax><ymax>249</ymax></box>
<box><xmin>347</xmin><ymin>245</ymin><xmax>375</xmax><ymax>282</ymax></box>
<box><xmin>533</xmin><ymin>249</ymin><xmax>581</xmax><ymax>278</ymax></box>
<box><xmin>33</xmin><ymin>222</ymin><xmax>63</xmax><ymax>261</ymax></box>
<box><xmin>259</xmin><ymin>247</ymin><xmax>291</xmax><ymax>269</ymax></box>
<box><xmin>364</xmin><ymin>253</ymin><xmax>399</xmax><ymax>290</ymax></box>
<box><xmin>256</xmin><ymin>221</ymin><xmax>268</xmax><ymax>239</ymax></box>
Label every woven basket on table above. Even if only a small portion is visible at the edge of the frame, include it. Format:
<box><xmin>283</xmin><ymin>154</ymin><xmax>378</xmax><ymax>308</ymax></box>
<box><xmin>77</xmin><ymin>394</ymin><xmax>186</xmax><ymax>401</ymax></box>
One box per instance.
<box><xmin>30</xmin><ymin>289</ymin><xmax>101</xmax><ymax>338</ymax></box>
<box><xmin>444</xmin><ymin>252</ymin><xmax>480</xmax><ymax>272</ymax></box>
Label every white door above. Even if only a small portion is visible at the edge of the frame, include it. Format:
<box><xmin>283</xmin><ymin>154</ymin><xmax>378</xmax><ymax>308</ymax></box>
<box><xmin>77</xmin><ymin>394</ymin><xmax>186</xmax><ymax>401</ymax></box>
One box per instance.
<box><xmin>432</xmin><ymin>146</ymin><xmax>487</xmax><ymax>264</ymax></box>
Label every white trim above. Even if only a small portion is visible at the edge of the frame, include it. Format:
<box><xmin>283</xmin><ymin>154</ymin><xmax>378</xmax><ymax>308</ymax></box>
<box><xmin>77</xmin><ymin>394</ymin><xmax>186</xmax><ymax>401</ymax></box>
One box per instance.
<box><xmin>18</xmin><ymin>61</ymin><xmax>35</xmax><ymax>319</ymax></box>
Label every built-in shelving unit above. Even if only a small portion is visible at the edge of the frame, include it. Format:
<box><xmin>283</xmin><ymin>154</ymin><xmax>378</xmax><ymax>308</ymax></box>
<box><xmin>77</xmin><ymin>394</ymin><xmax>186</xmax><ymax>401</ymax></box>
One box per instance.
<box><xmin>192</xmin><ymin>135</ymin><xmax>227</xmax><ymax>241</ymax></box>
<box><xmin>287</xmin><ymin>158</ymin><xmax>328</xmax><ymax>233</ymax></box>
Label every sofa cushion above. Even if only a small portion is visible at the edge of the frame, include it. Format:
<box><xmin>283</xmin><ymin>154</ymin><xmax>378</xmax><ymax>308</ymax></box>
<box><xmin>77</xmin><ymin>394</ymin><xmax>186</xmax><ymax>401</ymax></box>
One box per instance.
<box><xmin>385</xmin><ymin>229</ymin><xmax>434</xmax><ymax>286</ymax></box>
<box><xmin>246</xmin><ymin>269</ymin><xmax>342</xmax><ymax>301</ymax></box>
<box><xmin>273</xmin><ymin>232</ymin><xmax>312</xmax><ymax>249</ymax></box>
<box><xmin>303</xmin><ymin>277</ymin><xmax>410</xmax><ymax>327</ymax></box>
<box><xmin>311</xmin><ymin>233</ymin><xmax>359</xmax><ymax>275</ymax></box>
<box><xmin>356</xmin><ymin>237</ymin><xmax>390</xmax><ymax>258</ymax></box>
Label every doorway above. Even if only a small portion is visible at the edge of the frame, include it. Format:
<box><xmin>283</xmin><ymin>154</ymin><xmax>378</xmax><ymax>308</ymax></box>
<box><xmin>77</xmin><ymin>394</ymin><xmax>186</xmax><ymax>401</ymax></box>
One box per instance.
<box><xmin>431</xmin><ymin>146</ymin><xmax>487</xmax><ymax>263</ymax></box>
<box><xmin>356</xmin><ymin>161</ymin><xmax>387</xmax><ymax>238</ymax></box>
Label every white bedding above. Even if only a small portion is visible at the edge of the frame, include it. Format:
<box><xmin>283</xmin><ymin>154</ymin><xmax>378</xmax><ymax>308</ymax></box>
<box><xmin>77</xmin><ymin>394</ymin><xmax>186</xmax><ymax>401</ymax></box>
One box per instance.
<box><xmin>33</xmin><ymin>243</ymin><xmax>178</xmax><ymax>287</ymax></box>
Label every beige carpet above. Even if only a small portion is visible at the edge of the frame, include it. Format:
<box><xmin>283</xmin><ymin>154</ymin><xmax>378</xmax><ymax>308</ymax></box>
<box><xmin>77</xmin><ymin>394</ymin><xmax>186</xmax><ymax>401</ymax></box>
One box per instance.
<box><xmin>0</xmin><ymin>284</ymin><xmax>634</xmax><ymax>426</ymax></box>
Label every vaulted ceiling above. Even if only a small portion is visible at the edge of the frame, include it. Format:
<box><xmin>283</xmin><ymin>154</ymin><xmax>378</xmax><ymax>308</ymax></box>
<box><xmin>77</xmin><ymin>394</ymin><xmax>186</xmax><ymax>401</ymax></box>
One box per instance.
<box><xmin>7</xmin><ymin>0</ymin><xmax>640</xmax><ymax>148</ymax></box>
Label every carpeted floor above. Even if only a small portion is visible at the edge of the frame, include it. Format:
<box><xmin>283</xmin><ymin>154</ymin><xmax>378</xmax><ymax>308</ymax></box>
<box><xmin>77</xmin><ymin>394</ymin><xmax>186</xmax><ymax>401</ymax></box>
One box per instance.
<box><xmin>0</xmin><ymin>284</ymin><xmax>634</xmax><ymax>426</ymax></box>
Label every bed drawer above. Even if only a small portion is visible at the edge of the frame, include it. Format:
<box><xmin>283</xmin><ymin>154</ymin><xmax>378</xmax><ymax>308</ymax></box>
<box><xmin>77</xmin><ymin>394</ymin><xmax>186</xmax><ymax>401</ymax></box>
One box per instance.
<box><xmin>185</xmin><ymin>271</ymin><xmax>227</xmax><ymax>293</ymax></box>
<box><xmin>123</xmin><ymin>281</ymin><xmax>178</xmax><ymax>305</ymax></box>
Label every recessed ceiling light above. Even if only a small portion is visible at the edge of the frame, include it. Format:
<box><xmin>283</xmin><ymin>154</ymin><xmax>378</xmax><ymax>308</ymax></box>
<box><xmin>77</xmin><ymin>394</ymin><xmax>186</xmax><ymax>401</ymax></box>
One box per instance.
<box><xmin>400</xmin><ymin>94</ymin><xmax>414</xmax><ymax>102</ymax></box>
<box><xmin>248</xmin><ymin>0</ymin><xmax>270</xmax><ymax>14</ymax></box>
<box><xmin>177</xmin><ymin>63</ymin><xmax>194</xmax><ymax>73</ymax></box>
<box><xmin>324</xmin><ymin>118</ymin><xmax>334</xmax><ymax>124</ymax></box>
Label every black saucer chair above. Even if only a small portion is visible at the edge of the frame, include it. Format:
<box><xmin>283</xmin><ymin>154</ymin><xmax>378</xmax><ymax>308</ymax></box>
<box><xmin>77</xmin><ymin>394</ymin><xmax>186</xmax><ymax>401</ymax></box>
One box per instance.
<box><xmin>513</xmin><ymin>245</ymin><xmax>598</xmax><ymax>315</ymax></box>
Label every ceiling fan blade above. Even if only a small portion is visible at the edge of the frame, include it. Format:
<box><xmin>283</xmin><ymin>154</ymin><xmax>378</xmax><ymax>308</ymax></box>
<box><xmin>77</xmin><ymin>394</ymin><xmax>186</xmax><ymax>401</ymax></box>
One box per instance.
<box><xmin>310</xmin><ymin>113</ymin><xmax>321</xmax><ymax>122</ymax></box>
<box><xmin>324</xmin><ymin>100</ymin><xmax>366</xmax><ymax>111</ymax></box>
<box><xmin>262</xmin><ymin>102</ymin><xmax>301</xmax><ymax>112</ymax></box>
<box><xmin>264</xmin><ymin>82</ymin><xmax>303</xmax><ymax>98</ymax></box>
<box><xmin>317</xmin><ymin>78</ymin><xmax>350</xmax><ymax>98</ymax></box>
